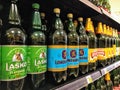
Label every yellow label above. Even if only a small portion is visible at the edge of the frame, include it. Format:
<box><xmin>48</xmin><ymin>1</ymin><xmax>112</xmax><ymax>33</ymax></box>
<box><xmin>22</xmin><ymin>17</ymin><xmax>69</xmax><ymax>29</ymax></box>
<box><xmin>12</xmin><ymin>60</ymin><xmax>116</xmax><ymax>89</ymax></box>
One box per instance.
<box><xmin>105</xmin><ymin>48</ymin><xmax>108</xmax><ymax>59</ymax></box>
<box><xmin>108</xmin><ymin>48</ymin><xmax>111</xmax><ymax>58</ymax></box>
<box><xmin>113</xmin><ymin>45</ymin><xmax>116</xmax><ymax>56</ymax></box>
<box><xmin>89</xmin><ymin>49</ymin><xmax>97</xmax><ymax>63</ymax></box>
<box><xmin>110</xmin><ymin>47</ymin><xmax>113</xmax><ymax>58</ymax></box>
<box><xmin>97</xmin><ymin>48</ymin><xmax>105</xmax><ymax>60</ymax></box>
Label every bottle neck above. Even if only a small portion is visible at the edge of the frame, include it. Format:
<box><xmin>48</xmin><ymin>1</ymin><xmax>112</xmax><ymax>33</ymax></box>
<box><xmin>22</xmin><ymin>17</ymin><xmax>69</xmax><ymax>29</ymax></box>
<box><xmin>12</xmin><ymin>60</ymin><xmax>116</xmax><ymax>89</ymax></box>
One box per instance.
<box><xmin>32</xmin><ymin>9</ymin><xmax>41</xmax><ymax>30</ymax></box>
<box><xmin>68</xmin><ymin>18</ymin><xmax>75</xmax><ymax>32</ymax></box>
<box><xmin>53</xmin><ymin>13</ymin><xmax>63</xmax><ymax>30</ymax></box>
<box><xmin>78</xmin><ymin>21</ymin><xmax>86</xmax><ymax>34</ymax></box>
<box><xmin>9</xmin><ymin>2</ymin><xmax>21</xmax><ymax>25</ymax></box>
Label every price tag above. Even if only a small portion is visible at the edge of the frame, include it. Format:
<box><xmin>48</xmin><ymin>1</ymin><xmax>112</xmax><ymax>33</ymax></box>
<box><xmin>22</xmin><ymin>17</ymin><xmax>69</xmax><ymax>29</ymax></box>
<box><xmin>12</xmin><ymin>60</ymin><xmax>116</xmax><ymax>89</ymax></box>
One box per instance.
<box><xmin>103</xmin><ymin>68</ymin><xmax>108</xmax><ymax>74</ymax></box>
<box><xmin>86</xmin><ymin>75</ymin><xmax>93</xmax><ymax>84</ymax></box>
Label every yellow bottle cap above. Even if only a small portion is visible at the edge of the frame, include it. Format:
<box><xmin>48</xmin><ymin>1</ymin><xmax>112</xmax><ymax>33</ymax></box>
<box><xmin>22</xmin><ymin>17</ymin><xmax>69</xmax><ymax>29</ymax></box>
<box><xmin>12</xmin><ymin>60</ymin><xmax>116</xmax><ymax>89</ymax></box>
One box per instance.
<box><xmin>96</xmin><ymin>22</ymin><xmax>103</xmax><ymax>34</ymax></box>
<box><xmin>41</xmin><ymin>12</ymin><xmax>45</xmax><ymax>17</ymax></box>
<box><xmin>105</xmin><ymin>73</ymin><xmax>111</xmax><ymax>81</ymax></box>
<box><xmin>85</xmin><ymin>18</ymin><xmax>92</xmax><ymax>32</ymax></box>
<box><xmin>67</xmin><ymin>13</ymin><xmax>73</xmax><ymax>18</ymax></box>
<box><xmin>54</xmin><ymin>8</ymin><xmax>60</xmax><ymax>14</ymax></box>
<box><xmin>103</xmin><ymin>24</ymin><xmax>107</xmax><ymax>35</ymax></box>
<box><xmin>78</xmin><ymin>17</ymin><xmax>83</xmax><ymax>22</ymax></box>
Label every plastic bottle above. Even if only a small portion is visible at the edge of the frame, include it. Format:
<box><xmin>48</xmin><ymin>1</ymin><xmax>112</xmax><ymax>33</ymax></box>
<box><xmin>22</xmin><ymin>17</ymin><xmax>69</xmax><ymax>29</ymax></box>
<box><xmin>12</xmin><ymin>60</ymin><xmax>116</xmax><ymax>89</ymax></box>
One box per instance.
<box><xmin>1</xmin><ymin>0</ymin><xmax>27</xmax><ymax>90</ymax></box>
<box><xmin>47</xmin><ymin>8</ymin><xmax>67</xmax><ymax>83</ymax></box>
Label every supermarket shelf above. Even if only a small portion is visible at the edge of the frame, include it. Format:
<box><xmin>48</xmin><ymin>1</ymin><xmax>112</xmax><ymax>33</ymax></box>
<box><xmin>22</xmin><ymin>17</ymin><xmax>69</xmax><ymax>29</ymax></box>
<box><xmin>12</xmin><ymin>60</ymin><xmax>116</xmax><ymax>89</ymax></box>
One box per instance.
<box><xmin>79</xmin><ymin>0</ymin><xmax>102</xmax><ymax>14</ymax></box>
<box><xmin>52</xmin><ymin>61</ymin><xmax>120</xmax><ymax>90</ymax></box>
<box><xmin>101</xmin><ymin>61</ymin><xmax>120</xmax><ymax>76</ymax></box>
<box><xmin>52</xmin><ymin>71</ymin><xmax>101</xmax><ymax>90</ymax></box>
<box><xmin>101</xmin><ymin>8</ymin><xmax>120</xmax><ymax>24</ymax></box>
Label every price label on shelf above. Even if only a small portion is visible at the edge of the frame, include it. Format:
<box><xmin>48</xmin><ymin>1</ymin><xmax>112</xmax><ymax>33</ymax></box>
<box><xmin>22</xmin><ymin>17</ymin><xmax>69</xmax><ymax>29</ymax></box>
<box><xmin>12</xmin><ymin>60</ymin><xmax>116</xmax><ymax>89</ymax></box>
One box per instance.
<box><xmin>103</xmin><ymin>68</ymin><xmax>108</xmax><ymax>74</ymax></box>
<box><xmin>86</xmin><ymin>75</ymin><xmax>93</xmax><ymax>84</ymax></box>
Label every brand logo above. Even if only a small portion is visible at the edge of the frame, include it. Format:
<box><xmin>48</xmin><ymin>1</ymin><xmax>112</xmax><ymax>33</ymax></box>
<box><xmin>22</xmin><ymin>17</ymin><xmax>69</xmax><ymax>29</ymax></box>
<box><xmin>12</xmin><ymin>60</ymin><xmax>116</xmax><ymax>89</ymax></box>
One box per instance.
<box><xmin>62</xmin><ymin>50</ymin><xmax>66</xmax><ymax>59</ymax></box>
<box><xmin>97</xmin><ymin>50</ymin><xmax>105</xmax><ymax>56</ymax></box>
<box><xmin>79</xmin><ymin>49</ymin><xmax>84</xmax><ymax>56</ymax></box>
<box><xmin>12</xmin><ymin>50</ymin><xmax>23</xmax><ymax>62</ymax></box>
<box><xmin>91</xmin><ymin>51</ymin><xmax>97</xmax><ymax>58</ymax></box>
<box><xmin>70</xmin><ymin>50</ymin><xmax>76</xmax><ymax>58</ymax></box>
<box><xmin>40</xmin><ymin>52</ymin><xmax>46</xmax><ymax>58</ymax></box>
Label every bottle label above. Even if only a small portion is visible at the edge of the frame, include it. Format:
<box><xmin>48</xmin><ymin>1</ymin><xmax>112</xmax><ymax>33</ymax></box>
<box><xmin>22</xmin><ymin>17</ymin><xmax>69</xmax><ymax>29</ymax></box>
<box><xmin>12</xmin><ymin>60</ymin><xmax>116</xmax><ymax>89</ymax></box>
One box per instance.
<box><xmin>116</xmin><ymin>47</ymin><xmax>119</xmax><ymax>56</ymax></box>
<box><xmin>0</xmin><ymin>45</ymin><xmax>27</xmax><ymax>81</ymax></box>
<box><xmin>89</xmin><ymin>49</ymin><xmax>97</xmax><ymax>63</ymax></box>
<box><xmin>108</xmin><ymin>48</ymin><xmax>111</xmax><ymax>58</ymax></box>
<box><xmin>97</xmin><ymin>48</ymin><xmax>105</xmax><ymax>60</ymax></box>
<box><xmin>105</xmin><ymin>48</ymin><xmax>108</xmax><ymax>59</ymax></box>
<box><xmin>67</xmin><ymin>46</ymin><xmax>79</xmax><ymax>68</ymax></box>
<box><xmin>27</xmin><ymin>45</ymin><xmax>47</xmax><ymax>74</ymax></box>
<box><xmin>79</xmin><ymin>45</ymin><xmax>88</xmax><ymax>65</ymax></box>
<box><xmin>48</xmin><ymin>45</ymin><xmax>67</xmax><ymax>72</ymax></box>
<box><xmin>113</xmin><ymin>45</ymin><xmax>116</xmax><ymax>57</ymax></box>
<box><xmin>0</xmin><ymin>45</ymin><xmax>1</xmax><ymax>77</ymax></box>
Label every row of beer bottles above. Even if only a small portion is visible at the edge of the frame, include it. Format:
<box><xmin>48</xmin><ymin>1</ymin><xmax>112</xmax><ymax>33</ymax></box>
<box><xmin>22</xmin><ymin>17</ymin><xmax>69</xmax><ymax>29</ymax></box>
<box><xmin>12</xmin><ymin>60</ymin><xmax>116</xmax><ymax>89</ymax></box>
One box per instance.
<box><xmin>81</xmin><ymin>66</ymin><xmax>120</xmax><ymax>90</ymax></box>
<box><xmin>0</xmin><ymin>1</ymin><xmax>120</xmax><ymax>90</ymax></box>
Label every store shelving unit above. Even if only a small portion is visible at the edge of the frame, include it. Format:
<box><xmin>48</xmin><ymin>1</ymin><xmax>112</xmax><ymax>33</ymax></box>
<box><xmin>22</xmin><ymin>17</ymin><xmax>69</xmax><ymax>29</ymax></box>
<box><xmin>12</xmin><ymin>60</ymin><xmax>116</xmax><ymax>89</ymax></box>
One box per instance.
<box><xmin>51</xmin><ymin>61</ymin><xmax>120</xmax><ymax>90</ymax></box>
<box><xmin>0</xmin><ymin>0</ymin><xmax>120</xmax><ymax>90</ymax></box>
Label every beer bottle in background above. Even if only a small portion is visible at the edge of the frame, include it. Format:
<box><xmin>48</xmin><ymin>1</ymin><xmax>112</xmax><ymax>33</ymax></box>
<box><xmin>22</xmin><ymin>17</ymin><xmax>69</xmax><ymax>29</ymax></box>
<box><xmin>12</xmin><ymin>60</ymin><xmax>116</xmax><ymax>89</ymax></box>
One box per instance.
<box><xmin>106</xmin><ymin>26</ymin><xmax>111</xmax><ymax>65</ymax></box>
<box><xmin>118</xmin><ymin>32</ymin><xmax>120</xmax><ymax>60</ymax></box>
<box><xmin>112</xmin><ymin>69</ymin><xmax>119</xmax><ymax>89</ymax></box>
<box><xmin>112</xmin><ymin>29</ymin><xmax>116</xmax><ymax>62</ymax></box>
<box><xmin>101</xmin><ymin>77</ymin><xmax>107</xmax><ymax>90</ymax></box>
<box><xmin>66</xmin><ymin>13</ymin><xmax>79</xmax><ymax>77</ymax></box>
<box><xmin>41</xmin><ymin>12</ymin><xmax>47</xmax><ymax>36</ymax></box>
<box><xmin>91</xmin><ymin>21</ymin><xmax>97</xmax><ymax>67</ymax></box>
<box><xmin>47</xmin><ymin>8</ymin><xmax>67</xmax><ymax>83</ymax></box>
<box><xmin>110</xmin><ymin>27</ymin><xmax>115</xmax><ymax>63</ymax></box>
<box><xmin>0</xmin><ymin>19</ymin><xmax>2</xmax><ymax>89</ymax></box>
<box><xmin>27</xmin><ymin>3</ymin><xmax>47</xmax><ymax>89</ymax></box>
<box><xmin>96</xmin><ymin>22</ymin><xmax>107</xmax><ymax>67</ymax></box>
<box><xmin>95</xmin><ymin>79</ymin><xmax>101</xmax><ymax>90</ymax></box>
<box><xmin>89</xmin><ymin>83</ymin><xmax>96</xmax><ymax>90</ymax></box>
<box><xmin>105</xmin><ymin>73</ymin><xmax>113</xmax><ymax>90</ymax></box>
<box><xmin>77</xmin><ymin>17</ymin><xmax>89</xmax><ymax>74</ymax></box>
<box><xmin>103</xmin><ymin>24</ymin><xmax>108</xmax><ymax>65</ymax></box>
<box><xmin>1</xmin><ymin>0</ymin><xmax>27</xmax><ymax>90</ymax></box>
<box><xmin>85</xmin><ymin>18</ymin><xmax>97</xmax><ymax>71</ymax></box>
<box><xmin>116</xmin><ymin>30</ymin><xmax>120</xmax><ymax>60</ymax></box>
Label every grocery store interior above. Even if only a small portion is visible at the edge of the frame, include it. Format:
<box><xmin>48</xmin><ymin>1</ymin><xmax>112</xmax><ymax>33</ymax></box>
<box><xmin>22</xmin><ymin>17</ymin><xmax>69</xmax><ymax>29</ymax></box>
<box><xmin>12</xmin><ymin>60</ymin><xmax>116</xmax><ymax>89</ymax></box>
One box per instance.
<box><xmin>0</xmin><ymin>0</ymin><xmax>120</xmax><ymax>90</ymax></box>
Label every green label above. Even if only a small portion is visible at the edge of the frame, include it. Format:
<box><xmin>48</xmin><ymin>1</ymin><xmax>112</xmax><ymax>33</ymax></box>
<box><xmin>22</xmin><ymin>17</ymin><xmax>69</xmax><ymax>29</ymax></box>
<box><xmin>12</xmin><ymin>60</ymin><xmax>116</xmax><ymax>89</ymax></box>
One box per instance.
<box><xmin>27</xmin><ymin>45</ymin><xmax>47</xmax><ymax>74</ymax></box>
<box><xmin>0</xmin><ymin>45</ymin><xmax>1</xmax><ymax>78</ymax></box>
<box><xmin>0</xmin><ymin>45</ymin><xmax>27</xmax><ymax>81</ymax></box>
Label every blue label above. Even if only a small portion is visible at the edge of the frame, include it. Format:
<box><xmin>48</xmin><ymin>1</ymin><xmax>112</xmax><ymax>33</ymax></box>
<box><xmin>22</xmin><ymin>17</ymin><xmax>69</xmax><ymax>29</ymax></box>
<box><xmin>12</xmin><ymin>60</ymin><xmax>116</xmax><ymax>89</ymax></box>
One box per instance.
<box><xmin>48</xmin><ymin>45</ymin><xmax>67</xmax><ymax>72</ymax></box>
<box><xmin>79</xmin><ymin>46</ymin><xmax>88</xmax><ymax>65</ymax></box>
<box><xmin>67</xmin><ymin>46</ymin><xmax>79</xmax><ymax>68</ymax></box>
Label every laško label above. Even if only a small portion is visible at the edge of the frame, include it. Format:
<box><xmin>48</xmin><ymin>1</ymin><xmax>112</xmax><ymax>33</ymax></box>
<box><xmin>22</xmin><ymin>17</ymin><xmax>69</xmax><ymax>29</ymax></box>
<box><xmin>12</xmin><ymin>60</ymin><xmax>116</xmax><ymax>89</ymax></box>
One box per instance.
<box><xmin>97</xmin><ymin>48</ymin><xmax>105</xmax><ymax>60</ymax></box>
<box><xmin>67</xmin><ymin>45</ymin><xmax>79</xmax><ymax>68</ymax></box>
<box><xmin>0</xmin><ymin>45</ymin><xmax>27</xmax><ymax>81</ymax></box>
<box><xmin>48</xmin><ymin>45</ymin><xmax>67</xmax><ymax>72</ymax></box>
<box><xmin>79</xmin><ymin>45</ymin><xmax>88</xmax><ymax>65</ymax></box>
<box><xmin>89</xmin><ymin>49</ymin><xmax>97</xmax><ymax>63</ymax></box>
<box><xmin>27</xmin><ymin>45</ymin><xmax>47</xmax><ymax>74</ymax></box>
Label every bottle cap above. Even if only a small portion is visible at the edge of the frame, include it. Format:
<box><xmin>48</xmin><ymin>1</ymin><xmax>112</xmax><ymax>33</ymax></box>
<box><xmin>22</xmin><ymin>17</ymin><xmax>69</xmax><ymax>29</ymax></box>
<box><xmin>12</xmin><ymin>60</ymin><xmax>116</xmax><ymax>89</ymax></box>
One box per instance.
<box><xmin>87</xmin><ymin>18</ymin><xmax>91</xmax><ymax>21</ymax></box>
<box><xmin>41</xmin><ymin>12</ymin><xmax>45</xmax><ymax>17</ymax></box>
<box><xmin>32</xmin><ymin>3</ymin><xmax>40</xmax><ymax>9</ymax></box>
<box><xmin>105</xmin><ymin>73</ymin><xmax>111</xmax><ymax>81</ymax></box>
<box><xmin>67</xmin><ymin>13</ymin><xmax>73</xmax><ymax>18</ymax></box>
<box><xmin>53</xmin><ymin>8</ymin><xmax>60</xmax><ymax>14</ymax></box>
<box><xmin>78</xmin><ymin>17</ymin><xmax>83</xmax><ymax>22</ymax></box>
<box><xmin>96</xmin><ymin>22</ymin><xmax>103</xmax><ymax>34</ymax></box>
